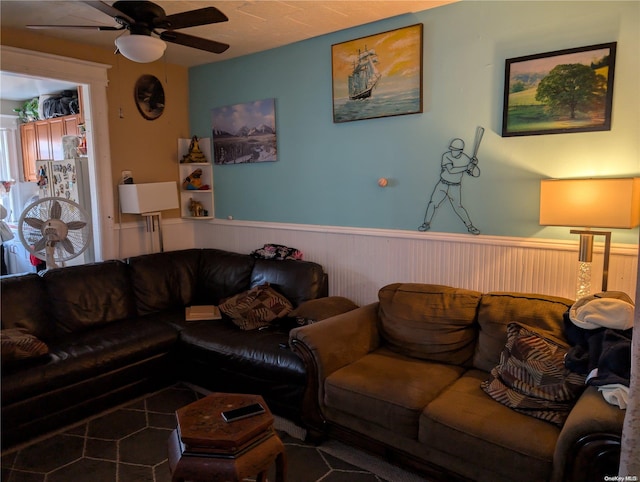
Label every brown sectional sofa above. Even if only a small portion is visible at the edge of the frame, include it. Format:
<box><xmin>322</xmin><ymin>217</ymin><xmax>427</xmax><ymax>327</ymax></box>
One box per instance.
<box><xmin>1</xmin><ymin>248</ymin><xmax>329</xmax><ymax>449</ymax></box>
<box><xmin>290</xmin><ymin>283</ymin><xmax>626</xmax><ymax>482</ymax></box>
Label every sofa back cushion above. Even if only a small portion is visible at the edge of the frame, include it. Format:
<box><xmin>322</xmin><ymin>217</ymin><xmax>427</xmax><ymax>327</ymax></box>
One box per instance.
<box><xmin>1</xmin><ymin>273</ymin><xmax>53</xmax><ymax>341</ymax></box>
<box><xmin>197</xmin><ymin>249</ymin><xmax>256</xmax><ymax>304</ymax></box>
<box><xmin>128</xmin><ymin>249</ymin><xmax>201</xmax><ymax>315</ymax></box>
<box><xmin>43</xmin><ymin>260</ymin><xmax>137</xmax><ymax>333</ymax></box>
<box><xmin>250</xmin><ymin>258</ymin><xmax>327</xmax><ymax>307</ymax></box>
<box><xmin>472</xmin><ymin>292</ymin><xmax>574</xmax><ymax>373</ymax></box>
<box><xmin>378</xmin><ymin>283</ymin><xmax>482</xmax><ymax>365</ymax></box>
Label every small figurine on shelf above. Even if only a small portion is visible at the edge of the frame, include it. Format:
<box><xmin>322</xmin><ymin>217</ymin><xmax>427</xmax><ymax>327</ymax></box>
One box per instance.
<box><xmin>181</xmin><ymin>135</ymin><xmax>208</xmax><ymax>163</ymax></box>
<box><xmin>182</xmin><ymin>168</ymin><xmax>210</xmax><ymax>190</ymax></box>
<box><xmin>189</xmin><ymin>198</ymin><xmax>205</xmax><ymax>217</ymax></box>
<box><xmin>183</xmin><ymin>168</ymin><xmax>202</xmax><ymax>189</ymax></box>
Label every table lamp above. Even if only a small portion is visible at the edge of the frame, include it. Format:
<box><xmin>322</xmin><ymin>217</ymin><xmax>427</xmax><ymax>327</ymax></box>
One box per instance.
<box><xmin>119</xmin><ymin>181</ymin><xmax>179</xmax><ymax>252</ymax></box>
<box><xmin>539</xmin><ymin>178</ymin><xmax>640</xmax><ymax>298</ymax></box>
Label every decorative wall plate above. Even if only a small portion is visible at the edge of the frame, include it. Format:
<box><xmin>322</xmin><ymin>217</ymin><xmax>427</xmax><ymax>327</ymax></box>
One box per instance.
<box><xmin>134</xmin><ymin>74</ymin><xmax>165</xmax><ymax>120</ymax></box>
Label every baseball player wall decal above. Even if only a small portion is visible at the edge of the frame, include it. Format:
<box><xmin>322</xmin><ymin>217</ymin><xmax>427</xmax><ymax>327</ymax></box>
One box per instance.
<box><xmin>418</xmin><ymin>126</ymin><xmax>484</xmax><ymax>235</ymax></box>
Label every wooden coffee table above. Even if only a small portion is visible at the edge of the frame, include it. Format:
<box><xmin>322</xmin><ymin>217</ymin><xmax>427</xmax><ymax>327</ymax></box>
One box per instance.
<box><xmin>168</xmin><ymin>393</ymin><xmax>286</xmax><ymax>482</ymax></box>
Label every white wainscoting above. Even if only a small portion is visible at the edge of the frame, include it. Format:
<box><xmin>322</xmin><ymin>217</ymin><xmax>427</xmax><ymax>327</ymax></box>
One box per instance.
<box><xmin>183</xmin><ymin>219</ymin><xmax>639</xmax><ymax>305</ymax></box>
<box><xmin>116</xmin><ymin>218</ymin><xmax>196</xmax><ymax>259</ymax></box>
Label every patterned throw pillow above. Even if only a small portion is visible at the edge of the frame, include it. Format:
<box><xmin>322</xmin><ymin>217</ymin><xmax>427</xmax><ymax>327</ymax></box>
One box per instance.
<box><xmin>1</xmin><ymin>328</ymin><xmax>49</xmax><ymax>363</ymax></box>
<box><xmin>250</xmin><ymin>244</ymin><xmax>303</xmax><ymax>260</ymax></box>
<box><xmin>219</xmin><ymin>284</ymin><xmax>293</xmax><ymax>330</ymax></box>
<box><xmin>481</xmin><ymin>322</ymin><xmax>585</xmax><ymax>426</ymax></box>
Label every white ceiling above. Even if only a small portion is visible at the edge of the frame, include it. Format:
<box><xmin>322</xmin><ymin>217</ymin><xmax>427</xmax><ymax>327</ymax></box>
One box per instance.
<box><xmin>0</xmin><ymin>1</ymin><xmax>456</xmax><ymax>67</ymax></box>
<box><xmin>1</xmin><ymin>1</ymin><xmax>457</xmax><ymax>102</ymax></box>
<box><xmin>0</xmin><ymin>72</ymin><xmax>79</xmax><ymax>102</ymax></box>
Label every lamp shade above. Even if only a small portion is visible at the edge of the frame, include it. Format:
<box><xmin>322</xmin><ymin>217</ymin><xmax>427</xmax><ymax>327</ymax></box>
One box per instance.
<box><xmin>119</xmin><ymin>182</ymin><xmax>178</xmax><ymax>214</ymax></box>
<box><xmin>540</xmin><ymin>178</ymin><xmax>640</xmax><ymax>228</ymax></box>
<box><xmin>115</xmin><ymin>35</ymin><xmax>166</xmax><ymax>63</ymax></box>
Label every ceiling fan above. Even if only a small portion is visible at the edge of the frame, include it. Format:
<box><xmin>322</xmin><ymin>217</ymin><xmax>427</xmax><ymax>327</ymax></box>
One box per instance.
<box><xmin>27</xmin><ymin>1</ymin><xmax>229</xmax><ymax>63</ymax></box>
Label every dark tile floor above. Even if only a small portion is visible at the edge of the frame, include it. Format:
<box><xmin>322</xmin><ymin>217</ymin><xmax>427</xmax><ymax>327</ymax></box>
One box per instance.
<box><xmin>1</xmin><ymin>385</ymin><xmax>394</xmax><ymax>482</ymax></box>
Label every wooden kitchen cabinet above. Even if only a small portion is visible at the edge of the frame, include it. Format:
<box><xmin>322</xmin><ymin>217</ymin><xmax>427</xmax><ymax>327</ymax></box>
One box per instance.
<box><xmin>20</xmin><ymin>114</ymin><xmax>82</xmax><ymax>182</ymax></box>
<box><xmin>63</xmin><ymin>115</ymin><xmax>81</xmax><ymax>136</ymax></box>
<box><xmin>35</xmin><ymin>120</ymin><xmax>53</xmax><ymax>161</ymax></box>
<box><xmin>48</xmin><ymin>117</ymin><xmax>67</xmax><ymax>160</ymax></box>
<box><xmin>19</xmin><ymin>123</ymin><xmax>38</xmax><ymax>182</ymax></box>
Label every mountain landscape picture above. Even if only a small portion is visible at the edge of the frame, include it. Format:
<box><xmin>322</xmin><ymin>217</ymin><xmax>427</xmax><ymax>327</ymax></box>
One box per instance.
<box><xmin>211</xmin><ymin>98</ymin><xmax>277</xmax><ymax>164</ymax></box>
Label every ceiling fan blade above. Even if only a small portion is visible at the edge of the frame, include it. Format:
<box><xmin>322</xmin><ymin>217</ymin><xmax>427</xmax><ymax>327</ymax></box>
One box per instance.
<box><xmin>162</xmin><ymin>7</ymin><xmax>228</xmax><ymax>30</ymax></box>
<box><xmin>27</xmin><ymin>25</ymin><xmax>123</xmax><ymax>31</ymax></box>
<box><xmin>82</xmin><ymin>1</ymin><xmax>136</xmax><ymax>25</ymax></box>
<box><xmin>160</xmin><ymin>31</ymin><xmax>229</xmax><ymax>54</ymax></box>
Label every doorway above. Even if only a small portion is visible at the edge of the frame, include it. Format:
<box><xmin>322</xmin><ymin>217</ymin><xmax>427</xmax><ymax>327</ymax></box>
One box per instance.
<box><xmin>0</xmin><ymin>45</ymin><xmax>116</xmax><ymax>263</ymax></box>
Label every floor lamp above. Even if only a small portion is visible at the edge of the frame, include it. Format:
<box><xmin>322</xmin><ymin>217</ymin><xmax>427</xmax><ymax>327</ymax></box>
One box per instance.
<box><xmin>119</xmin><ymin>182</ymin><xmax>179</xmax><ymax>253</ymax></box>
<box><xmin>539</xmin><ymin>178</ymin><xmax>640</xmax><ymax>298</ymax></box>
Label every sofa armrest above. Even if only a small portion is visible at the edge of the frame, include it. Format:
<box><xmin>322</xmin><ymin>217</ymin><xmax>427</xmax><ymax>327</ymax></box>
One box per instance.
<box><xmin>552</xmin><ymin>386</ymin><xmax>625</xmax><ymax>482</ymax></box>
<box><xmin>290</xmin><ymin>302</ymin><xmax>381</xmax><ymax>433</ymax></box>
<box><xmin>290</xmin><ymin>302</ymin><xmax>381</xmax><ymax>377</ymax></box>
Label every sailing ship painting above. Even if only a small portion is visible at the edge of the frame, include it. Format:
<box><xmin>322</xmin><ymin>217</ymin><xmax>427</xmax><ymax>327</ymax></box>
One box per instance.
<box><xmin>348</xmin><ymin>46</ymin><xmax>381</xmax><ymax>100</ymax></box>
<box><xmin>332</xmin><ymin>24</ymin><xmax>423</xmax><ymax>123</ymax></box>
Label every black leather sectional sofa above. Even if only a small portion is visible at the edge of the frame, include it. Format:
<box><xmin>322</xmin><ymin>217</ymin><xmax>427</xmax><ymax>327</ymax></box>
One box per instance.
<box><xmin>1</xmin><ymin>248</ymin><xmax>327</xmax><ymax>449</ymax></box>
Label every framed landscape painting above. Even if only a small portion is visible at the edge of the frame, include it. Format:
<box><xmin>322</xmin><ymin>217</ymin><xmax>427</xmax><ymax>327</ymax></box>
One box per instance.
<box><xmin>332</xmin><ymin>23</ymin><xmax>423</xmax><ymax>123</ymax></box>
<box><xmin>211</xmin><ymin>98</ymin><xmax>277</xmax><ymax>164</ymax></box>
<box><xmin>502</xmin><ymin>42</ymin><xmax>616</xmax><ymax>137</ymax></box>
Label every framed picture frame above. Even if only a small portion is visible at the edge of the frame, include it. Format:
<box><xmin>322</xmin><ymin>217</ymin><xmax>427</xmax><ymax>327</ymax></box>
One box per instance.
<box><xmin>332</xmin><ymin>23</ymin><xmax>423</xmax><ymax>123</ymax></box>
<box><xmin>502</xmin><ymin>42</ymin><xmax>616</xmax><ymax>137</ymax></box>
<box><xmin>134</xmin><ymin>74</ymin><xmax>165</xmax><ymax>121</ymax></box>
<box><xmin>211</xmin><ymin>98</ymin><xmax>277</xmax><ymax>164</ymax></box>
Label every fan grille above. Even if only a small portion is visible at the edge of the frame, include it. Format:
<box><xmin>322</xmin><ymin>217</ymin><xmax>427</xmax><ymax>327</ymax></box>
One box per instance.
<box><xmin>18</xmin><ymin>197</ymin><xmax>92</xmax><ymax>265</ymax></box>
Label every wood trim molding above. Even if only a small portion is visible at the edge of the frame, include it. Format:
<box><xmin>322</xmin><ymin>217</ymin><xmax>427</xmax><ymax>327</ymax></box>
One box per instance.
<box><xmin>0</xmin><ymin>46</ymin><xmax>115</xmax><ymax>261</ymax></box>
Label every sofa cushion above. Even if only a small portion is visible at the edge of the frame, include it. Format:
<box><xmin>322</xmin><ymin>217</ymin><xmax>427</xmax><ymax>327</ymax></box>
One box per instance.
<box><xmin>377</xmin><ymin>283</ymin><xmax>481</xmax><ymax>365</ymax></box>
<box><xmin>179</xmin><ymin>321</ymin><xmax>305</xmax><ymax>377</ymax></box>
<box><xmin>1</xmin><ymin>328</ymin><xmax>49</xmax><ymax>363</ymax></box>
<box><xmin>0</xmin><ymin>273</ymin><xmax>53</xmax><ymax>341</ymax></box>
<box><xmin>43</xmin><ymin>260</ymin><xmax>137</xmax><ymax>333</ymax></box>
<box><xmin>178</xmin><ymin>319</ymin><xmax>306</xmax><ymax>417</ymax></box>
<box><xmin>128</xmin><ymin>249</ymin><xmax>201</xmax><ymax>316</ymax></box>
<box><xmin>250</xmin><ymin>258</ymin><xmax>326</xmax><ymax>308</ymax></box>
<box><xmin>197</xmin><ymin>249</ymin><xmax>256</xmax><ymax>304</ymax></box>
<box><xmin>473</xmin><ymin>292</ymin><xmax>573</xmax><ymax>373</ymax></box>
<box><xmin>219</xmin><ymin>284</ymin><xmax>293</xmax><ymax>330</ymax></box>
<box><xmin>481</xmin><ymin>323</ymin><xmax>585</xmax><ymax>426</ymax></box>
<box><xmin>324</xmin><ymin>347</ymin><xmax>465</xmax><ymax>439</ymax></box>
<box><xmin>421</xmin><ymin>369</ymin><xmax>560</xmax><ymax>482</ymax></box>
<box><xmin>1</xmin><ymin>316</ymin><xmax>177</xmax><ymax>405</ymax></box>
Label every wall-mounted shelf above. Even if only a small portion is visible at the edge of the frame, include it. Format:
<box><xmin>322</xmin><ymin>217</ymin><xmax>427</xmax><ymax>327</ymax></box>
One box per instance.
<box><xmin>178</xmin><ymin>138</ymin><xmax>214</xmax><ymax>220</ymax></box>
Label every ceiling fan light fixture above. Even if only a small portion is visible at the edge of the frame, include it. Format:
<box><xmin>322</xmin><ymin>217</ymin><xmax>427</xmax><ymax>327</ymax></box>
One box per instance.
<box><xmin>115</xmin><ymin>35</ymin><xmax>166</xmax><ymax>63</ymax></box>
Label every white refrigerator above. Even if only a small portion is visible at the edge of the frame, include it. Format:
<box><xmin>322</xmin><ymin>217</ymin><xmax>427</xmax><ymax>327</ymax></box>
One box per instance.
<box><xmin>34</xmin><ymin>157</ymin><xmax>94</xmax><ymax>265</ymax></box>
<box><xmin>35</xmin><ymin>157</ymin><xmax>91</xmax><ymax>207</ymax></box>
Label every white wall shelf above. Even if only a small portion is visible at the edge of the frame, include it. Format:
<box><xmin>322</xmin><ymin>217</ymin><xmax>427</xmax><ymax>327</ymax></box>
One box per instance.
<box><xmin>178</xmin><ymin>137</ymin><xmax>214</xmax><ymax>220</ymax></box>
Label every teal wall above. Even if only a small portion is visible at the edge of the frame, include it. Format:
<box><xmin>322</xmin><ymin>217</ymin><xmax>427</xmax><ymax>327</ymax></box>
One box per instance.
<box><xmin>189</xmin><ymin>1</ymin><xmax>640</xmax><ymax>244</ymax></box>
